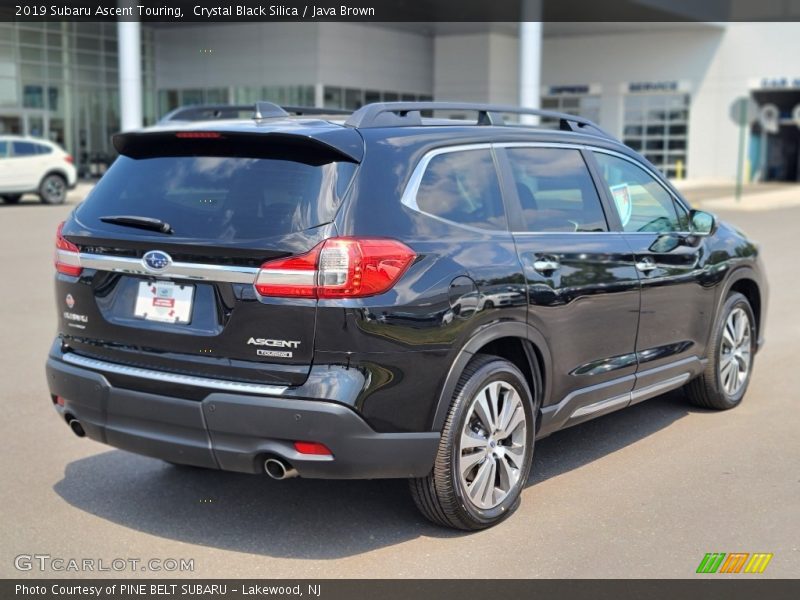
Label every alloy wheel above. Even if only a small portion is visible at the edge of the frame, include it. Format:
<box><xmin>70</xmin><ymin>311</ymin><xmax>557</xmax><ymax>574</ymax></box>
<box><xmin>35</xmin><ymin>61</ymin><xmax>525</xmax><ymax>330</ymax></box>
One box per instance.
<box><xmin>458</xmin><ymin>380</ymin><xmax>528</xmax><ymax>510</ymax></box>
<box><xmin>719</xmin><ymin>307</ymin><xmax>752</xmax><ymax>396</ymax></box>
<box><xmin>43</xmin><ymin>176</ymin><xmax>66</xmax><ymax>203</ymax></box>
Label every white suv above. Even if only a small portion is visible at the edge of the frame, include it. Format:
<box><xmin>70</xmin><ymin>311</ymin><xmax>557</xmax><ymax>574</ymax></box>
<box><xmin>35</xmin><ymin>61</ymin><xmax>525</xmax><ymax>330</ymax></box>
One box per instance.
<box><xmin>0</xmin><ymin>136</ymin><xmax>78</xmax><ymax>205</ymax></box>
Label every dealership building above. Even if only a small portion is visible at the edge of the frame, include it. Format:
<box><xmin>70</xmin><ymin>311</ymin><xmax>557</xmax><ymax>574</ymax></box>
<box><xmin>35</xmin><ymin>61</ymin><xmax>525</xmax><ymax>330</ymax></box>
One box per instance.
<box><xmin>1</xmin><ymin>19</ymin><xmax>799</xmax><ymax>182</ymax></box>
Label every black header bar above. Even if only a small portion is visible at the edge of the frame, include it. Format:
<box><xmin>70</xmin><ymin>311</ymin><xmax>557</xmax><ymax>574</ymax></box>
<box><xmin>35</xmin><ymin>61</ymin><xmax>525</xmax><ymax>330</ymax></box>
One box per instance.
<box><xmin>4</xmin><ymin>579</ymin><xmax>800</xmax><ymax>600</ymax></box>
<box><xmin>2</xmin><ymin>0</ymin><xmax>800</xmax><ymax>22</ymax></box>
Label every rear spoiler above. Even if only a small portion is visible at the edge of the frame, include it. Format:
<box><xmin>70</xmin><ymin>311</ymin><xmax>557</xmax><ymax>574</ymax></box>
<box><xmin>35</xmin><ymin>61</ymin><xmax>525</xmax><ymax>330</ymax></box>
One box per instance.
<box><xmin>112</xmin><ymin>128</ymin><xmax>364</xmax><ymax>164</ymax></box>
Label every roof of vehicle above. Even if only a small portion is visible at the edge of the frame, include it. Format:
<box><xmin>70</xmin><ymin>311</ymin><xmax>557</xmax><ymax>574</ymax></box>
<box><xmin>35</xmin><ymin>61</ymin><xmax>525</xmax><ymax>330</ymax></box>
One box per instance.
<box><xmin>121</xmin><ymin>101</ymin><xmax>637</xmax><ymax>163</ymax></box>
<box><xmin>0</xmin><ymin>134</ymin><xmax>59</xmax><ymax>144</ymax></box>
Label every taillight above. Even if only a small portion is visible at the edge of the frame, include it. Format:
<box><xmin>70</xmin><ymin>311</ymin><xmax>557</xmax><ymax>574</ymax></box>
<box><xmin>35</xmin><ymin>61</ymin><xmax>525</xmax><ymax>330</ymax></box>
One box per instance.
<box><xmin>255</xmin><ymin>238</ymin><xmax>415</xmax><ymax>299</ymax></box>
<box><xmin>55</xmin><ymin>222</ymin><xmax>82</xmax><ymax>277</ymax></box>
<box><xmin>64</xmin><ymin>154</ymin><xmax>74</xmax><ymax>164</ymax></box>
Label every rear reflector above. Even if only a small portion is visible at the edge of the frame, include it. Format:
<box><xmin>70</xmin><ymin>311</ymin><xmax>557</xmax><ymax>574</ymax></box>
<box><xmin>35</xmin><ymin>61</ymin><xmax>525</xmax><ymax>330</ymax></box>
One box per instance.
<box><xmin>255</xmin><ymin>238</ymin><xmax>415</xmax><ymax>299</ymax></box>
<box><xmin>294</xmin><ymin>441</ymin><xmax>333</xmax><ymax>456</ymax></box>
<box><xmin>55</xmin><ymin>222</ymin><xmax>82</xmax><ymax>277</ymax></box>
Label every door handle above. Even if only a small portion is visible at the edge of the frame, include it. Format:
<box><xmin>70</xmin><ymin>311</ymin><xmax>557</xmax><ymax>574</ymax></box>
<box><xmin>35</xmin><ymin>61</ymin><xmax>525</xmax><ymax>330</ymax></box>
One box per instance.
<box><xmin>635</xmin><ymin>257</ymin><xmax>657</xmax><ymax>273</ymax></box>
<box><xmin>532</xmin><ymin>258</ymin><xmax>560</xmax><ymax>273</ymax></box>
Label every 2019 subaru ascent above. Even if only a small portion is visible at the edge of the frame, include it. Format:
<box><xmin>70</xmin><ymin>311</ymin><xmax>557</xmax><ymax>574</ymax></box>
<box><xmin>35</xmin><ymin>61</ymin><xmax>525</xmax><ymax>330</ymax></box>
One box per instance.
<box><xmin>46</xmin><ymin>102</ymin><xmax>767</xmax><ymax>529</ymax></box>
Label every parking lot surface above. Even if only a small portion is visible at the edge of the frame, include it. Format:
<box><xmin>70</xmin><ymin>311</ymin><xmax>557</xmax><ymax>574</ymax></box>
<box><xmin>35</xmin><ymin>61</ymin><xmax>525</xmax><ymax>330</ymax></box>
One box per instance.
<box><xmin>1</xmin><ymin>187</ymin><xmax>798</xmax><ymax>578</ymax></box>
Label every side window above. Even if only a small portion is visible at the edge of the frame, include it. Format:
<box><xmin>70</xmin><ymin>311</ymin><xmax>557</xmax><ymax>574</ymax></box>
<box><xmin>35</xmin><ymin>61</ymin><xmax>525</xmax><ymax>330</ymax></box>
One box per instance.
<box><xmin>36</xmin><ymin>143</ymin><xmax>53</xmax><ymax>155</ymax></box>
<box><xmin>0</xmin><ymin>141</ymin><xmax>7</xmax><ymax>158</ymax></box>
<box><xmin>593</xmin><ymin>152</ymin><xmax>684</xmax><ymax>233</ymax></box>
<box><xmin>415</xmin><ymin>149</ymin><xmax>507</xmax><ymax>231</ymax></box>
<box><xmin>11</xmin><ymin>141</ymin><xmax>38</xmax><ymax>157</ymax></box>
<box><xmin>506</xmin><ymin>147</ymin><xmax>608</xmax><ymax>232</ymax></box>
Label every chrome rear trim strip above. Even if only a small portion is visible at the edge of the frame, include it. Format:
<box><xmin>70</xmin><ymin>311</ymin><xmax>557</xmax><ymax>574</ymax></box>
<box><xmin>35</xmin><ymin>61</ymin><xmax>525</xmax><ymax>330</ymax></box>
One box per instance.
<box><xmin>78</xmin><ymin>252</ymin><xmax>260</xmax><ymax>284</ymax></box>
<box><xmin>62</xmin><ymin>352</ymin><xmax>288</xmax><ymax>396</ymax></box>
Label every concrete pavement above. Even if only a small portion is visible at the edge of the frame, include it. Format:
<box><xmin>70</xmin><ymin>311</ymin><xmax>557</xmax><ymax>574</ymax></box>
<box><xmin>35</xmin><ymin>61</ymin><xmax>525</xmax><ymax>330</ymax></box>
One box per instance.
<box><xmin>0</xmin><ymin>185</ymin><xmax>798</xmax><ymax>579</ymax></box>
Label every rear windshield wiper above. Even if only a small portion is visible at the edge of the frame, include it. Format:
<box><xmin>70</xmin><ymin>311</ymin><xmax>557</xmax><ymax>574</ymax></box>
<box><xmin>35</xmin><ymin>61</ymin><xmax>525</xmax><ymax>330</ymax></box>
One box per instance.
<box><xmin>99</xmin><ymin>215</ymin><xmax>174</xmax><ymax>234</ymax></box>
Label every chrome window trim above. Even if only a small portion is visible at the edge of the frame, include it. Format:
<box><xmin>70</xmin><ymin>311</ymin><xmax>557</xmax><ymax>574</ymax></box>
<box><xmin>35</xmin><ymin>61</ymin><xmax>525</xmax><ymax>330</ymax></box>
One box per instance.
<box><xmin>401</xmin><ymin>141</ymin><xmax>693</xmax><ymax>236</ymax></box>
<box><xmin>400</xmin><ymin>143</ymin><xmax>512</xmax><ymax>236</ymax></box>
<box><xmin>78</xmin><ymin>253</ymin><xmax>260</xmax><ymax>284</ymax></box>
<box><xmin>62</xmin><ymin>352</ymin><xmax>288</xmax><ymax>396</ymax></box>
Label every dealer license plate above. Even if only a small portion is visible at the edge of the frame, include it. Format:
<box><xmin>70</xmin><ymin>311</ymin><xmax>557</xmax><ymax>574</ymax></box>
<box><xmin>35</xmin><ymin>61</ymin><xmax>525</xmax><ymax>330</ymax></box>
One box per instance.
<box><xmin>133</xmin><ymin>281</ymin><xmax>194</xmax><ymax>324</ymax></box>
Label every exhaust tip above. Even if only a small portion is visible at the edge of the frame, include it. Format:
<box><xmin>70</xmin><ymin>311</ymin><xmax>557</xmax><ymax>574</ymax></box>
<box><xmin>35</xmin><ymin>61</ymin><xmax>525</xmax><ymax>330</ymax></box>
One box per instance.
<box><xmin>264</xmin><ymin>457</ymin><xmax>298</xmax><ymax>480</ymax></box>
<box><xmin>68</xmin><ymin>418</ymin><xmax>85</xmax><ymax>438</ymax></box>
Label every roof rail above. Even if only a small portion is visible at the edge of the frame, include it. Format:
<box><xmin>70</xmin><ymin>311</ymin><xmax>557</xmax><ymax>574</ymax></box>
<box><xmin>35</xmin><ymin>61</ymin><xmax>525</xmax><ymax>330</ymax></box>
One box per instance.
<box><xmin>344</xmin><ymin>102</ymin><xmax>613</xmax><ymax>138</ymax></box>
<box><xmin>281</xmin><ymin>105</ymin><xmax>352</xmax><ymax>116</ymax></box>
<box><xmin>159</xmin><ymin>103</ymin><xmax>352</xmax><ymax>123</ymax></box>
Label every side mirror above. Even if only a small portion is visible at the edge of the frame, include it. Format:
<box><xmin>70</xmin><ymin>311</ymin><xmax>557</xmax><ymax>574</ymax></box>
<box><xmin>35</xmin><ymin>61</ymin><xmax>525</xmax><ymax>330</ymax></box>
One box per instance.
<box><xmin>690</xmin><ymin>210</ymin><xmax>716</xmax><ymax>236</ymax></box>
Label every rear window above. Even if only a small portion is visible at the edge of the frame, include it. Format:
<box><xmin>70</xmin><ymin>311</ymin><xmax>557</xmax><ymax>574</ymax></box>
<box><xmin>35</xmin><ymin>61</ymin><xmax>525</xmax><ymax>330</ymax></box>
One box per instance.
<box><xmin>415</xmin><ymin>149</ymin><xmax>507</xmax><ymax>231</ymax></box>
<box><xmin>12</xmin><ymin>141</ymin><xmax>39</xmax><ymax>156</ymax></box>
<box><xmin>77</xmin><ymin>155</ymin><xmax>356</xmax><ymax>241</ymax></box>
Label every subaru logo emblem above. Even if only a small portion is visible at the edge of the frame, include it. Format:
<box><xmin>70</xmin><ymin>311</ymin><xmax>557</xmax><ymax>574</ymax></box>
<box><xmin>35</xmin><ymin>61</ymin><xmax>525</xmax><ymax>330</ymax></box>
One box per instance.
<box><xmin>142</xmin><ymin>250</ymin><xmax>172</xmax><ymax>272</ymax></box>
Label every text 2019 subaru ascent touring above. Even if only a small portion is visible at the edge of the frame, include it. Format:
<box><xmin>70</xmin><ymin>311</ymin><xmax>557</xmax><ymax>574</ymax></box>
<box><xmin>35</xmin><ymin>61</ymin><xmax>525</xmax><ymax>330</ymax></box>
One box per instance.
<box><xmin>46</xmin><ymin>102</ymin><xmax>767</xmax><ymax>530</ymax></box>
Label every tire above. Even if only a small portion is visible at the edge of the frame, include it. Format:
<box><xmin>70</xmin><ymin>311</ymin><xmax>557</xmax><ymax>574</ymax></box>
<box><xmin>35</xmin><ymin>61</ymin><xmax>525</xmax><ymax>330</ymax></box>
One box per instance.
<box><xmin>410</xmin><ymin>354</ymin><xmax>535</xmax><ymax>530</ymax></box>
<box><xmin>39</xmin><ymin>173</ymin><xmax>67</xmax><ymax>205</ymax></box>
<box><xmin>1</xmin><ymin>194</ymin><xmax>22</xmax><ymax>204</ymax></box>
<box><xmin>685</xmin><ymin>292</ymin><xmax>756</xmax><ymax>410</ymax></box>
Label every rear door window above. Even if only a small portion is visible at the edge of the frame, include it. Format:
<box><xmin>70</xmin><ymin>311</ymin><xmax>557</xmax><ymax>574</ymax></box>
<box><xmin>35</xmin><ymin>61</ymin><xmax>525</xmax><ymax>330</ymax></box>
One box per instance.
<box><xmin>77</xmin><ymin>155</ymin><xmax>357</xmax><ymax>241</ymax></box>
<box><xmin>505</xmin><ymin>147</ymin><xmax>608</xmax><ymax>232</ymax></box>
<box><xmin>11</xmin><ymin>141</ymin><xmax>38</xmax><ymax>156</ymax></box>
<box><xmin>414</xmin><ymin>148</ymin><xmax>507</xmax><ymax>231</ymax></box>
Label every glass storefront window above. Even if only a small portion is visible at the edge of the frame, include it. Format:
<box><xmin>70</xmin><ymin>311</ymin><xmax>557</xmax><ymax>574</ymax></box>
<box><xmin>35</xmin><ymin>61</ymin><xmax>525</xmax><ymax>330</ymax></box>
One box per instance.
<box><xmin>623</xmin><ymin>93</ymin><xmax>689</xmax><ymax>179</ymax></box>
<box><xmin>19</xmin><ymin>46</ymin><xmax>44</xmax><ymax>62</ymax></box>
<box><xmin>541</xmin><ymin>94</ymin><xmax>601</xmax><ymax>127</ymax></box>
<box><xmin>181</xmin><ymin>89</ymin><xmax>205</xmax><ymax>105</ymax></box>
<box><xmin>23</xmin><ymin>84</ymin><xmax>44</xmax><ymax>108</ymax></box>
<box><xmin>20</xmin><ymin>63</ymin><xmax>44</xmax><ymax>79</ymax></box>
<box><xmin>205</xmin><ymin>88</ymin><xmax>229</xmax><ymax>104</ymax></box>
<box><xmin>18</xmin><ymin>29</ymin><xmax>44</xmax><ymax>45</ymax></box>
<box><xmin>324</xmin><ymin>86</ymin><xmax>342</xmax><ymax>108</ymax></box>
<box><xmin>344</xmin><ymin>88</ymin><xmax>362</xmax><ymax>109</ymax></box>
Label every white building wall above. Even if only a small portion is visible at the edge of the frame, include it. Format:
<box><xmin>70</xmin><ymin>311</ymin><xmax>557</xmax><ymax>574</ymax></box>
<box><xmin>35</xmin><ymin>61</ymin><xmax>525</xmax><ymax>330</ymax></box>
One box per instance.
<box><xmin>434</xmin><ymin>32</ymin><xmax>519</xmax><ymax>104</ymax></box>
<box><xmin>154</xmin><ymin>23</ymin><xmax>320</xmax><ymax>88</ymax></box>
<box><xmin>541</xmin><ymin>23</ymin><xmax>800</xmax><ymax>180</ymax></box>
<box><xmin>434</xmin><ymin>33</ymin><xmax>492</xmax><ymax>101</ymax></box>
<box><xmin>690</xmin><ymin>22</ymin><xmax>800</xmax><ymax>179</ymax></box>
<box><xmin>316</xmin><ymin>23</ymin><xmax>433</xmax><ymax>94</ymax></box>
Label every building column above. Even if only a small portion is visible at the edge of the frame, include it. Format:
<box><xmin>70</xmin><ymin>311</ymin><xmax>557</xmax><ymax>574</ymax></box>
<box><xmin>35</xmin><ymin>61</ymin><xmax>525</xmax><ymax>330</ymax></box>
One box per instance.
<box><xmin>117</xmin><ymin>19</ymin><xmax>143</xmax><ymax>131</ymax></box>
<box><xmin>519</xmin><ymin>0</ymin><xmax>542</xmax><ymax>120</ymax></box>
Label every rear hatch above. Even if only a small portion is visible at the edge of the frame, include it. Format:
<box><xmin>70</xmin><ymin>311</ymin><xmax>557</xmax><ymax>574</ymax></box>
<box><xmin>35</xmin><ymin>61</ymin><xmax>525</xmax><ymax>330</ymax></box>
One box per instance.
<box><xmin>56</xmin><ymin>125</ymin><xmax>360</xmax><ymax>387</ymax></box>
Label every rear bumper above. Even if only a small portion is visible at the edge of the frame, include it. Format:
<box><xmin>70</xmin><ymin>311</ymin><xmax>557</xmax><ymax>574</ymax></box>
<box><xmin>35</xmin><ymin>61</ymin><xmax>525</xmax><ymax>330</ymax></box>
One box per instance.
<box><xmin>46</xmin><ymin>352</ymin><xmax>439</xmax><ymax>479</ymax></box>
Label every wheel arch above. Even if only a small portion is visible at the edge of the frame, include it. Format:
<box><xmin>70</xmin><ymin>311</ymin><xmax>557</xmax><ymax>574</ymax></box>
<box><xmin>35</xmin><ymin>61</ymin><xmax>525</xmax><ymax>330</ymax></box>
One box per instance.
<box><xmin>429</xmin><ymin>321</ymin><xmax>552</xmax><ymax>432</ymax></box>
<box><xmin>40</xmin><ymin>169</ymin><xmax>69</xmax><ymax>186</ymax></box>
<box><xmin>717</xmin><ymin>266</ymin><xmax>764</xmax><ymax>347</ymax></box>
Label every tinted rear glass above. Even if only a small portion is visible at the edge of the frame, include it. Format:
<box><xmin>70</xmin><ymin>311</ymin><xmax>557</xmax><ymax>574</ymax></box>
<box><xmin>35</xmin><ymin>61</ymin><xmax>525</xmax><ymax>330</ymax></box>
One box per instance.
<box><xmin>77</xmin><ymin>155</ymin><xmax>356</xmax><ymax>241</ymax></box>
<box><xmin>12</xmin><ymin>141</ymin><xmax>38</xmax><ymax>156</ymax></box>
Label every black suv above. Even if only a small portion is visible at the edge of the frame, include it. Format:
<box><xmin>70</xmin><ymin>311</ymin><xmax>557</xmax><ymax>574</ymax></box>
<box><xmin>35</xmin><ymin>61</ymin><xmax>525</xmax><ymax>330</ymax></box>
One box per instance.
<box><xmin>47</xmin><ymin>102</ymin><xmax>767</xmax><ymax>530</ymax></box>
